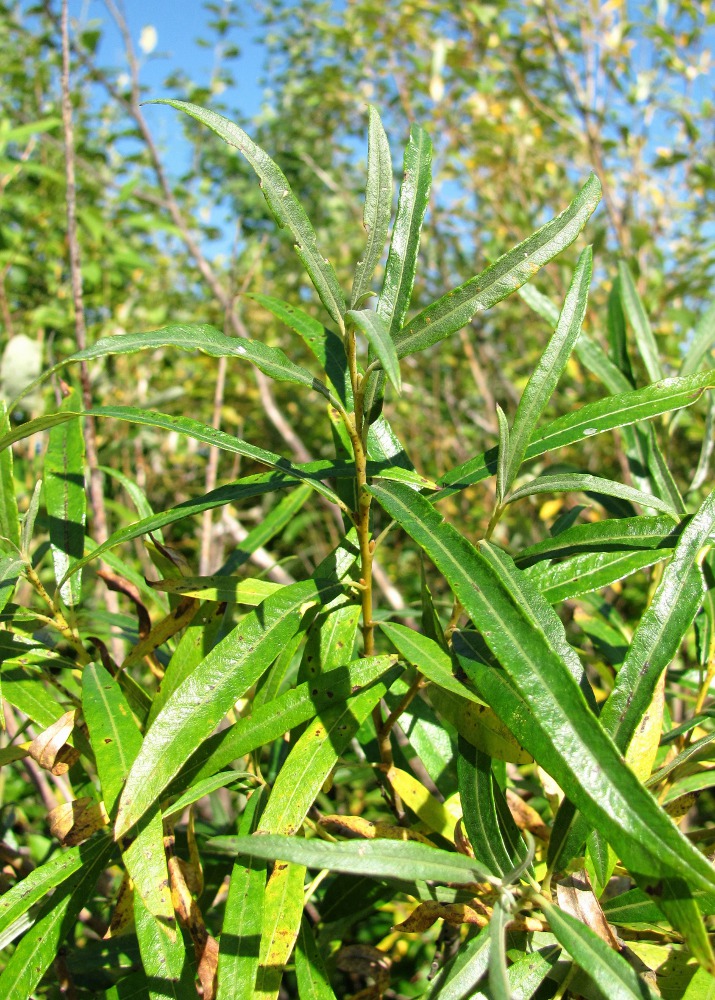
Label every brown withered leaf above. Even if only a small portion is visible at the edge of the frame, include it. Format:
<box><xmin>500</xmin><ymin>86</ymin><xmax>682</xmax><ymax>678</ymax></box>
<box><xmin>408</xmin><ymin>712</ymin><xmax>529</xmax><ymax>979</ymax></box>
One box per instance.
<box><xmin>197</xmin><ymin>934</ymin><xmax>219</xmax><ymax>1000</ymax></box>
<box><xmin>555</xmin><ymin>869</ymin><xmax>620</xmax><ymax>949</ymax></box>
<box><xmin>168</xmin><ymin>854</ymin><xmax>216</xmax><ymax>1000</ymax></box>
<box><xmin>28</xmin><ymin>710</ymin><xmax>80</xmax><ymax>775</ymax></box>
<box><xmin>336</xmin><ymin>943</ymin><xmax>390</xmax><ymax>999</ymax></box>
<box><xmin>105</xmin><ymin>872</ymin><xmax>135</xmax><ymax>938</ymax></box>
<box><xmin>664</xmin><ymin>791</ymin><xmax>699</xmax><ymax>823</ymax></box>
<box><xmin>454</xmin><ymin>817</ymin><xmax>474</xmax><ymax>857</ymax></box>
<box><xmin>506</xmin><ymin>789</ymin><xmax>551</xmax><ymax>841</ymax></box>
<box><xmin>394</xmin><ymin>900</ymin><xmax>490</xmax><ymax>933</ymax></box>
<box><xmin>121</xmin><ymin>595</ymin><xmax>199</xmax><ymax>675</ymax></box>
<box><xmin>319</xmin><ymin>814</ymin><xmax>434</xmax><ymax>845</ymax></box>
<box><xmin>48</xmin><ymin>797</ymin><xmax>109</xmax><ymax>846</ymax></box>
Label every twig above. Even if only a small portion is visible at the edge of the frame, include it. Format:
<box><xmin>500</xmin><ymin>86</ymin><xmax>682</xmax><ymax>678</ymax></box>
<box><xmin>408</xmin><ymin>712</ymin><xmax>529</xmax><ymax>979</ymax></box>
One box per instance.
<box><xmin>60</xmin><ymin>0</ymin><xmax>124</xmax><ymax>662</ymax></box>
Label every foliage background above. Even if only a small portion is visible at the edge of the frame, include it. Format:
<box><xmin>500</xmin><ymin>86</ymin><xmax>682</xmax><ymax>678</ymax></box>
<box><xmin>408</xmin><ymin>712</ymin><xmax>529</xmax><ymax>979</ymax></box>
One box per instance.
<box><xmin>1</xmin><ymin>1</ymin><xmax>714</xmax><ymax>997</ymax></box>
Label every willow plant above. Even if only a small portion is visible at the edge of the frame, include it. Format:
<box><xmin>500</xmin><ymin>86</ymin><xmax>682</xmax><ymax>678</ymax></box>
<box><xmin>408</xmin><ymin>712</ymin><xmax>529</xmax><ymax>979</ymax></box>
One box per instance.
<box><xmin>2</xmin><ymin>103</ymin><xmax>715</xmax><ymax>999</ymax></box>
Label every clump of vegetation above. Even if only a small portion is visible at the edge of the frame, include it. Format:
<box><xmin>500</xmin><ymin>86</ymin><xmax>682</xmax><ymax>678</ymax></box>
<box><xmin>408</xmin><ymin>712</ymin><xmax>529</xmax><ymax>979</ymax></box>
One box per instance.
<box><xmin>1</xmin><ymin>3</ymin><xmax>715</xmax><ymax>998</ymax></box>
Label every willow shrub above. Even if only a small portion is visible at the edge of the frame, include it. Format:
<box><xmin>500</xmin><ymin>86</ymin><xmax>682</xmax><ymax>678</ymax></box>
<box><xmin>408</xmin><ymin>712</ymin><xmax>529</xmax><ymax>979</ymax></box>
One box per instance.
<box><xmin>1</xmin><ymin>104</ymin><xmax>715</xmax><ymax>999</ymax></box>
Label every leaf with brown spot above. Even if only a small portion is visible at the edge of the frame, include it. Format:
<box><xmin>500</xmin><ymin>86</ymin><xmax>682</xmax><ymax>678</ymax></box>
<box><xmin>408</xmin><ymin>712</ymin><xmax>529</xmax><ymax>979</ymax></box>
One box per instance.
<box><xmin>48</xmin><ymin>797</ymin><xmax>108</xmax><ymax>846</ymax></box>
<box><xmin>27</xmin><ymin>710</ymin><xmax>80</xmax><ymax>775</ymax></box>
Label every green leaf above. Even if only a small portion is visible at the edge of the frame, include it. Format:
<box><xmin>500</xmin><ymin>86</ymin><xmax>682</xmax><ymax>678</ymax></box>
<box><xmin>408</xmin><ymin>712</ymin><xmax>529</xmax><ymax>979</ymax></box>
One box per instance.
<box><xmin>600</xmin><ymin>486</ymin><xmax>715</xmax><ymax>753</ymax></box>
<box><xmin>506</xmin><ymin>472</ymin><xmax>679</xmax><ymax>517</ymax></box>
<box><xmin>681</xmin><ymin>301</ymin><xmax>715</xmax><ymax>377</ymax></box>
<box><xmin>255</xmin><ymin>857</ymin><xmax>305</xmax><ymax>999</ymax></box>
<box><xmin>504</xmin><ymin>246</ymin><xmax>592</xmax><ymax>493</ymax></box>
<box><xmin>526</xmin><ymin>547</ymin><xmax>670</xmax><ymax>604</ymax></box>
<box><xmin>377</xmin><ymin>123</ymin><xmax>433</xmax><ymax>334</ymax></box>
<box><xmin>295</xmin><ymin>915</ymin><xmax>338</xmax><ymax>1000</ymax></box>
<box><xmin>298</xmin><ymin>599</ymin><xmax>361</xmax><ymax>682</ymax></box>
<box><xmin>488</xmin><ymin>897</ymin><xmax>512</xmax><ymax>1000</ymax></box>
<box><xmin>394</xmin><ymin>174</ymin><xmax>601</xmax><ymax>360</ymax></box>
<box><xmin>517</xmin><ymin>514</ymin><xmax>685</xmax><ymax>566</ymax></box>
<box><xmin>379</xmin><ymin>622</ymin><xmax>478</xmax><ymax>701</ymax></box>
<box><xmin>495</xmin><ymin>403</ymin><xmax>510</xmax><ymax>505</ymax></box>
<box><xmin>115</xmin><ymin>577</ymin><xmax>343</xmax><ymax>836</ymax></box>
<box><xmin>369</xmin><ymin>480</ymin><xmax>715</xmax><ymax>892</ymax></box>
<box><xmin>351</xmin><ymin>106</ymin><xmax>392</xmax><ymax>310</ymax></box>
<box><xmin>217</xmin><ymin>786</ymin><xmax>267</xmax><ymax>1000</ymax></box>
<box><xmin>207</xmin><ymin>835</ymin><xmax>498</xmax><ymax>885</ymax></box>
<box><xmin>149</xmin><ymin>575</ymin><xmax>281</xmax><ymax>604</ymax></box>
<box><xmin>44</xmin><ymin>387</ymin><xmax>86</xmax><ymax>605</ymax></box>
<box><xmin>0</xmin><ymin>833</ymin><xmax>111</xmax><ymax>939</ymax></box>
<box><xmin>421</xmin><ymin>926</ymin><xmax>491</xmax><ymax>1000</ymax></box>
<box><xmin>457</xmin><ymin>738</ymin><xmax>525</xmax><ymax>879</ymax></box>
<box><xmin>0</xmin><ymin>401</ymin><xmax>20</xmax><ymax>551</ymax></box>
<box><xmin>540</xmin><ymin>897</ymin><xmax>660</xmax><ymax>1000</ymax></box>
<box><xmin>245</xmin><ymin>293</ymin><xmax>351</xmax><ymax>407</ymax></box>
<box><xmin>133</xmin><ymin>893</ymin><xmax>194</xmax><ymax>1000</ymax></box>
<box><xmin>440</xmin><ymin>368</ymin><xmax>715</xmax><ymax>495</ymax></box>
<box><xmin>362</xmin><ymin>122</ymin><xmax>433</xmax><ymax>422</ymax></box>
<box><xmin>618</xmin><ymin>261</ymin><xmax>663</xmax><ymax>383</ymax></box>
<box><xmin>256</xmin><ymin>665</ymin><xmax>399</xmax><ymax>835</ymax></box>
<box><xmin>347</xmin><ymin>309</ymin><xmax>401</xmax><ymax>392</ymax></box>
<box><xmin>83</xmin><ymin>664</ymin><xmax>175</xmax><ymax>923</ymax></box>
<box><xmin>151</xmin><ymin>101</ymin><xmax>346</xmax><ymax>331</ymax></box>
<box><xmin>10</xmin><ymin>324</ymin><xmax>337</xmax><ymax>417</ymax></box>
<box><xmin>173</xmin><ymin>655</ymin><xmax>398</xmax><ymax>792</ymax></box>
<box><xmin>163</xmin><ymin>771</ymin><xmax>257</xmax><ymax>819</ymax></box>
<box><xmin>0</xmin><ymin>554</ymin><xmax>23</xmax><ymax>615</ymax></box>
<box><xmin>53</xmin><ymin>470</ymin><xmax>323</xmax><ymax>581</ymax></box>
<box><xmin>0</xmin><ymin>836</ymin><xmax>114</xmax><ymax>1000</ymax></box>
<box><xmin>86</xmin><ymin>405</ymin><xmax>345</xmax><ymax>510</ymax></box>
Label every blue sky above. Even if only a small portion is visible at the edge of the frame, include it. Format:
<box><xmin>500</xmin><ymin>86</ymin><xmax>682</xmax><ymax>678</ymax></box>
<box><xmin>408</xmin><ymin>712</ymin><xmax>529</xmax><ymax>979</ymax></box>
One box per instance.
<box><xmin>77</xmin><ymin>0</ymin><xmax>267</xmax><ymax>117</ymax></box>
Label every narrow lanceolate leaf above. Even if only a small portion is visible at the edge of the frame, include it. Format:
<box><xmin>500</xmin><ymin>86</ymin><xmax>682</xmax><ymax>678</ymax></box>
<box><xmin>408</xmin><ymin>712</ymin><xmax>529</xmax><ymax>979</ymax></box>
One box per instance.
<box><xmin>618</xmin><ymin>261</ymin><xmax>663</xmax><ymax>383</ymax></box>
<box><xmin>599</xmin><ymin>486</ymin><xmax>715</xmax><ymax>754</ymax></box>
<box><xmin>44</xmin><ymin>387</ymin><xmax>86</xmax><ymax>606</ymax></box>
<box><xmin>347</xmin><ymin>309</ymin><xmax>401</xmax><ymax>392</ymax></box>
<box><xmin>151</xmin><ymin>100</ymin><xmax>346</xmax><ymax>331</ymax></box>
<box><xmin>351</xmin><ymin>106</ymin><xmax>392</xmax><ymax>309</ymax></box>
<box><xmin>369</xmin><ymin>480</ymin><xmax>715</xmax><ymax>893</ymax></box>
<box><xmin>439</xmin><ymin>368</ymin><xmax>715</xmax><ymax>495</ymax></box>
<box><xmin>86</xmin><ymin>406</ymin><xmax>345</xmax><ymax>509</ymax></box>
<box><xmin>246</xmin><ymin>293</ymin><xmax>351</xmax><ymax>406</ymax></box>
<box><xmin>172</xmin><ymin>655</ymin><xmax>398</xmax><ymax>791</ymax></box>
<box><xmin>457</xmin><ymin>739</ymin><xmax>525</xmax><ymax>879</ymax></box>
<box><xmin>254</xmin><ymin>859</ymin><xmax>305</xmax><ymax>1000</ymax></box>
<box><xmin>377</xmin><ymin>123</ymin><xmax>432</xmax><ymax>334</ymax></box>
<box><xmin>208</xmin><ymin>836</ymin><xmax>497</xmax><ymax>885</ymax></box>
<box><xmin>296</xmin><ymin>915</ymin><xmax>338</xmax><ymax>1000</ymax></box>
<box><xmin>83</xmin><ymin>665</ymin><xmax>175</xmax><ymax>924</ymax></box>
<box><xmin>516</xmin><ymin>514</ymin><xmax>685</xmax><ymax>567</ymax></box>
<box><xmin>0</xmin><ymin>833</ymin><xmax>110</xmax><ymax>938</ymax></box>
<box><xmin>53</xmin><ymin>468</ymin><xmax>337</xmax><ymax>581</ymax></box>
<box><xmin>12</xmin><ymin>325</ymin><xmax>336</xmax><ymax>415</ymax></box>
<box><xmin>504</xmin><ymin>246</ymin><xmax>592</xmax><ymax>492</ymax></box>
<box><xmin>540</xmin><ymin>899</ymin><xmax>660</xmax><ymax>1000</ymax></box>
<box><xmin>0</xmin><ymin>401</ymin><xmax>20</xmax><ymax>550</ymax></box>
<box><xmin>527</xmin><ymin>548</ymin><xmax>669</xmax><ymax>604</ymax></box>
<box><xmin>495</xmin><ymin>403</ymin><xmax>510</xmax><ymax>505</ymax></box>
<box><xmin>217</xmin><ymin>787</ymin><xmax>267</xmax><ymax>1000</ymax></box>
<box><xmin>394</xmin><ymin>174</ymin><xmax>601</xmax><ymax>360</ymax></box>
<box><xmin>681</xmin><ymin>300</ymin><xmax>715</xmax><ymax>376</ymax></box>
<box><xmin>257</xmin><ymin>666</ymin><xmax>398</xmax><ymax>836</ymax></box>
<box><xmin>557</xmin><ymin>489</ymin><xmax>715</xmax><ymax>860</ymax></box>
<box><xmin>421</xmin><ymin>926</ymin><xmax>491</xmax><ymax>1000</ymax></box>
<box><xmin>488</xmin><ymin>898</ymin><xmax>512</xmax><ymax>1000</ymax></box>
<box><xmin>0</xmin><ymin>836</ymin><xmax>114</xmax><ymax>1000</ymax></box>
<box><xmin>115</xmin><ymin>577</ymin><xmax>343</xmax><ymax>836</ymax></box>
<box><xmin>506</xmin><ymin>472</ymin><xmax>679</xmax><ymax>517</ymax></box>
<box><xmin>379</xmin><ymin>621</ymin><xmax>481</xmax><ymax>702</ymax></box>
